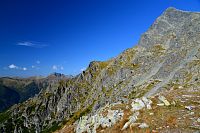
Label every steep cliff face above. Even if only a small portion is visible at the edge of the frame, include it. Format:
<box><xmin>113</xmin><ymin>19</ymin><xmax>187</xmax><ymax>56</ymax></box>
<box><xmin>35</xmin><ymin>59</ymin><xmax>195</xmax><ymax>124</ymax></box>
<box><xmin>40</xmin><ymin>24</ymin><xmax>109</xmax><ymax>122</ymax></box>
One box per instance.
<box><xmin>0</xmin><ymin>7</ymin><xmax>200</xmax><ymax>133</ymax></box>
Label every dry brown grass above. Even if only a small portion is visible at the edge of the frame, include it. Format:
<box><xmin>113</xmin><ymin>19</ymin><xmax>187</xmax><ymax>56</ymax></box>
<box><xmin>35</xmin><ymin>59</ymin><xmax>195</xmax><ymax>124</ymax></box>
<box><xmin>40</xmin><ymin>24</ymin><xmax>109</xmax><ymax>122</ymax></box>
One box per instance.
<box><xmin>102</xmin><ymin>86</ymin><xmax>200</xmax><ymax>133</ymax></box>
<box><xmin>166</xmin><ymin>116</ymin><xmax>177</xmax><ymax>127</ymax></box>
<box><xmin>101</xmin><ymin>110</ymin><xmax>108</xmax><ymax>117</ymax></box>
<box><xmin>111</xmin><ymin>104</ymin><xmax>127</xmax><ymax>110</ymax></box>
<box><xmin>55</xmin><ymin>84</ymin><xmax>200</xmax><ymax>133</ymax></box>
<box><xmin>54</xmin><ymin>125</ymin><xmax>74</xmax><ymax>133</ymax></box>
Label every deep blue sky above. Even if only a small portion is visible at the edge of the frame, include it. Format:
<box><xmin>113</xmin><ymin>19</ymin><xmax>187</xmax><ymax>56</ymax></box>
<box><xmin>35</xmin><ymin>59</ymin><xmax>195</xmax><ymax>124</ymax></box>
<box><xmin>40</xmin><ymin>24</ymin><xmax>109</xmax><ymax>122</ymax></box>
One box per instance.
<box><xmin>0</xmin><ymin>0</ymin><xmax>200</xmax><ymax>77</ymax></box>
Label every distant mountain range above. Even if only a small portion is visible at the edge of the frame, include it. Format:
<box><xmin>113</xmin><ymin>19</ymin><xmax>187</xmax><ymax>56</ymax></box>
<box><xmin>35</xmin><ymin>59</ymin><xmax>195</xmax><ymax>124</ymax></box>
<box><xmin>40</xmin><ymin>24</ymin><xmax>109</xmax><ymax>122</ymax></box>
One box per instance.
<box><xmin>0</xmin><ymin>73</ymin><xmax>71</xmax><ymax>112</ymax></box>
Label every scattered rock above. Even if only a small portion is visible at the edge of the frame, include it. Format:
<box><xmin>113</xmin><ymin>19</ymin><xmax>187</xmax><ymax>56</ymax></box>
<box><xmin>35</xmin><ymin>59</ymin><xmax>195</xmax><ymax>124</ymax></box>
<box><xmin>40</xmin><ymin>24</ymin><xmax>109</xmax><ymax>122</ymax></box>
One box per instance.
<box><xmin>75</xmin><ymin>116</ymin><xmax>89</xmax><ymax>133</ymax></box>
<box><xmin>190</xmin><ymin>112</ymin><xmax>194</xmax><ymax>115</ymax></box>
<box><xmin>121</xmin><ymin>121</ymin><xmax>130</xmax><ymax>130</ymax></box>
<box><xmin>142</xmin><ymin>97</ymin><xmax>152</xmax><ymax>109</ymax></box>
<box><xmin>171</xmin><ymin>101</ymin><xmax>176</xmax><ymax>106</ymax></box>
<box><xmin>157</xmin><ymin>103</ymin><xmax>165</xmax><ymax>106</ymax></box>
<box><xmin>131</xmin><ymin>97</ymin><xmax>152</xmax><ymax>111</ymax></box>
<box><xmin>76</xmin><ymin>109</ymin><xmax>124</xmax><ymax>133</ymax></box>
<box><xmin>185</xmin><ymin>106</ymin><xmax>193</xmax><ymax>111</ymax></box>
<box><xmin>149</xmin><ymin>112</ymin><xmax>154</xmax><ymax>115</ymax></box>
<box><xmin>121</xmin><ymin>112</ymin><xmax>139</xmax><ymax>130</ymax></box>
<box><xmin>197</xmin><ymin>118</ymin><xmax>200</xmax><ymax>123</ymax></box>
<box><xmin>130</xmin><ymin>123</ymin><xmax>140</xmax><ymax>128</ymax></box>
<box><xmin>158</xmin><ymin>96</ymin><xmax>170</xmax><ymax>106</ymax></box>
<box><xmin>126</xmin><ymin>105</ymin><xmax>130</xmax><ymax>109</ymax></box>
<box><xmin>139</xmin><ymin>123</ymin><xmax>149</xmax><ymax>128</ymax></box>
<box><xmin>182</xmin><ymin>95</ymin><xmax>193</xmax><ymax>98</ymax></box>
<box><xmin>131</xmin><ymin>99</ymin><xmax>145</xmax><ymax>111</ymax></box>
<box><xmin>178</xmin><ymin>86</ymin><xmax>183</xmax><ymax>89</ymax></box>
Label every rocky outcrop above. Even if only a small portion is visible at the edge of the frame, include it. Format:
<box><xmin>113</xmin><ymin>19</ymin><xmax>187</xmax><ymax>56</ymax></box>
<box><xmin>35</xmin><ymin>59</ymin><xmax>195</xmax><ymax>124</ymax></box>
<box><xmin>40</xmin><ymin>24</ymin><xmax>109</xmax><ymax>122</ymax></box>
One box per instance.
<box><xmin>75</xmin><ymin>109</ymin><xmax>124</xmax><ymax>133</ymax></box>
<box><xmin>0</xmin><ymin>7</ymin><xmax>200</xmax><ymax>133</ymax></box>
<box><xmin>75</xmin><ymin>97</ymin><xmax>152</xmax><ymax>132</ymax></box>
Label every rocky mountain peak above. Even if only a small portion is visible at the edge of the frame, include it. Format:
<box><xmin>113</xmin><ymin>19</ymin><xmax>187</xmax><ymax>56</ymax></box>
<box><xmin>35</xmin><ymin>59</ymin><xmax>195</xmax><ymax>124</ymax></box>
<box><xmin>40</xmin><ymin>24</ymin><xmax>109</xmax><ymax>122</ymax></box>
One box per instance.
<box><xmin>138</xmin><ymin>7</ymin><xmax>200</xmax><ymax>48</ymax></box>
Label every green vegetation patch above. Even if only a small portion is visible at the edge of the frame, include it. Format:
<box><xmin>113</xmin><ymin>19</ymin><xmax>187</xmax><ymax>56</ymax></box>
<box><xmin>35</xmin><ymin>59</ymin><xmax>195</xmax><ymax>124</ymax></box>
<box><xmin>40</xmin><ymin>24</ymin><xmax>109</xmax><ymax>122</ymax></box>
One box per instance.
<box><xmin>0</xmin><ymin>111</ymin><xmax>11</xmax><ymax>123</ymax></box>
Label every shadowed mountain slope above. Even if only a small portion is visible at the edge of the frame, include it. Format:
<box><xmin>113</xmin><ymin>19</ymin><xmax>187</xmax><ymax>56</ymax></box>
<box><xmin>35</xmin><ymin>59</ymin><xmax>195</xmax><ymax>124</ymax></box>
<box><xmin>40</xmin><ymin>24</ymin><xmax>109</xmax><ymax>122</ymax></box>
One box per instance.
<box><xmin>0</xmin><ymin>73</ymin><xmax>70</xmax><ymax>112</ymax></box>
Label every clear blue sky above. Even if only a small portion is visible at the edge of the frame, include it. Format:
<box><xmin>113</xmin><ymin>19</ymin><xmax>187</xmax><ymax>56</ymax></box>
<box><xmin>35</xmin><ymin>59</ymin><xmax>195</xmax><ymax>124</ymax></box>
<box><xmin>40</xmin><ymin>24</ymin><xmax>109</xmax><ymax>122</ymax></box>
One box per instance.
<box><xmin>0</xmin><ymin>0</ymin><xmax>200</xmax><ymax>77</ymax></box>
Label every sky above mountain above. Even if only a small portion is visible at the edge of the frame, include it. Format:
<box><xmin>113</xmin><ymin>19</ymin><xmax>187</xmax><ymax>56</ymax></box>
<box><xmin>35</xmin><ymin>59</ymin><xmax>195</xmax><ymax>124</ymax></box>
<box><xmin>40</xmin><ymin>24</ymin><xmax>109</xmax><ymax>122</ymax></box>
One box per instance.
<box><xmin>0</xmin><ymin>0</ymin><xmax>200</xmax><ymax>77</ymax></box>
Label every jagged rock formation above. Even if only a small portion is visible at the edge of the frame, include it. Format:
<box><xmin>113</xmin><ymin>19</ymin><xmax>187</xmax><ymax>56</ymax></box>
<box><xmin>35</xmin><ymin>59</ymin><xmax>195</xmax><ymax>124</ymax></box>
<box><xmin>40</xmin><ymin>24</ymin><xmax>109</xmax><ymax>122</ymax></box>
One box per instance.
<box><xmin>0</xmin><ymin>7</ymin><xmax>200</xmax><ymax>133</ymax></box>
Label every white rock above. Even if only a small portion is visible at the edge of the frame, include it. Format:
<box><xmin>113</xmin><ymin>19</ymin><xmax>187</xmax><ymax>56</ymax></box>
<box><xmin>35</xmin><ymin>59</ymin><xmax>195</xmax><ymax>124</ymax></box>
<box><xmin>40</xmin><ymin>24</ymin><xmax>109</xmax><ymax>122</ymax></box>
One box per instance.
<box><xmin>158</xmin><ymin>96</ymin><xmax>170</xmax><ymax>106</ymax></box>
<box><xmin>107</xmin><ymin>110</ymin><xmax>115</xmax><ymax>119</ymax></box>
<box><xmin>157</xmin><ymin>103</ymin><xmax>165</xmax><ymax>106</ymax></box>
<box><xmin>100</xmin><ymin>117</ymin><xmax>110</xmax><ymax>128</ymax></box>
<box><xmin>146</xmin><ymin>104</ymin><xmax>152</xmax><ymax>110</ymax></box>
<box><xmin>99</xmin><ymin>110</ymin><xmax>124</xmax><ymax>129</ymax></box>
<box><xmin>130</xmin><ymin>123</ymin><xmax>140</xmax><ymax>128</ymax></box>
<box><xmin>178</xmin><ymin>86</ymin><xmax>183</xmax><ymax>89</ymax></box>
<box><xmin>139</xmin><ymin>123</ymin><xmax>149</xmax><ymax>128</ymax></box>
<box><xmin>86</xmin><ymin>125</ymin><xmax>91</xmax><ymax>133</ymax></box>
<box><xmin>76</xmin><ymin>116</ymin><xmax>89</xmax><ymax>133</ymax></box>
<box><xmin>197</xmin><ymin>118</ymin><xmax>200</xmax><ymax>123</ymax></box>
<box><xmin>185</xmin><ymin>106</ymin><xmax>193</xmax><ymax>111</ymax></box>
<box><xmin>142</xmin><ymin>97</ymin><xmax>152</xmax><ymax>109</ymax></box>
<box><xmin>149</xmin><ymin>113</ymin><xmax>154</xmax><ymax>115</ymax></box>
<box><xmin>129</xmin><ymin>112</ymin><xmax>139</xmax><ymax>123</ymax></box>
<box><xmin>131</xmin><ymin>98</ymin><xmax>145</xmax><ymax>111</ymax></box>
<box><xmin>190</xmin><ymin>112</ymin><xmax>195</xmax><ymax>115</ymax></box>
<box><xmin>121</xmin><ymin>112</ymin><xmax>139</xmax><ymax>130</ymax></box>
<box><xmin>76</xmin><ymin>108</ymin><xmax>124</xmax><ymax>132</ymax></box>
<box><xmin>171</xmin><ymin>101</ymin><xmax>176</xmax><ymax>106</ymax></box>
<box><xmin>121</xmin><ymin>121</ymin><xmax>131</xmax><ymax>130</ymax></box>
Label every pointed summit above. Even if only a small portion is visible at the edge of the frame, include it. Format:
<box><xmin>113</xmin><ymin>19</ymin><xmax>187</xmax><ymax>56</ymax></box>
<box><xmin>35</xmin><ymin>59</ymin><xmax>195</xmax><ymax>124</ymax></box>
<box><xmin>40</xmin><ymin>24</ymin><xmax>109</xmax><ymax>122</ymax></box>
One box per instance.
<box><xmin>164</xmin><ymin>7</ymin><xmax>178</xmax><ymax>12</ymax></box>
<box><xmin>162</xmin><ymin>7</ymin><xmax>191</xmax><ymax>17</ymax></box>
<box><xmin>164</xmin><ymin>7</ymin><xmax>180</xmax><ymax>12</ymax></box>
<box><xmin>163</xmin><ymin>7</ymin><xmax>200</xmax><ymax>14</ymax></box>
<box><xmin>138</xmin><ymin>7</ymin><xmax>197</xmax><ymax>48</ymax></box>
